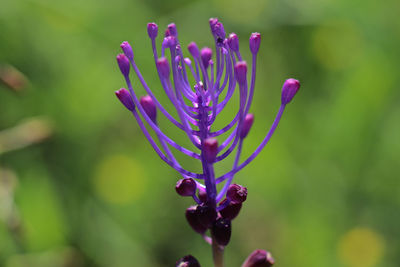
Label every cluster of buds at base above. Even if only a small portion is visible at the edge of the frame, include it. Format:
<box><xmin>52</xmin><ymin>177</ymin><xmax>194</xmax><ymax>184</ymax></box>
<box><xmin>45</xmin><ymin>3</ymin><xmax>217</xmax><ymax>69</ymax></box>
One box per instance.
<box><xmin>115</xmin><ymin>17</ymin><xmax>299</xmax><ymax>265</ymax></box>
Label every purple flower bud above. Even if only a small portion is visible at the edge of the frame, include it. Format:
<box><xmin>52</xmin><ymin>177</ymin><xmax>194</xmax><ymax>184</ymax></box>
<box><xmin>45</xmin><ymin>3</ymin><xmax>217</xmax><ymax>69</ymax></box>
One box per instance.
<box><xmin>228</xmin><ymin>33</ymin><xmax>239</xmax><ymax>52</ymax></box>
<box><xmin>176</xmin><ymin>255</ymin><xmax>201</xmax><ymax>267</ymax></box>
<box><xmin>162</xmin><ymin>36</ymin><xmax>177</xmax><ymax>49</ymax></box>
<box><xmin>168</xmin><ymin>23</ymin><xmax>178</xmax><ymax>37</ymax></box>
<box><xmin>140</xmin><ymin>95</ymin><xmax>157</xmax><ymax>123</ymax></box>
<box><xmin>219</xmin><ymin>199</ymin><xmax>242</xmax><ymax>220</ymax></box>
<box><xmin>196</xmin><ymin>204</ymin><xmax>217</xmax><ymax>228</ymax></box>
<box><xmin>147</xmin><ymin>22</ymin><xmax>158</xmax><ymax>39</ymax></box>
<box><xmin>200</xmin><ymin>47</ymin><xmax>213</xmax><ymax>69</ymax></box>
<box><xmin>156</xmin><ymin>57</ymin><xmax>170</xmax><ymax>78</ymax></box>
<box><xmin>176</xmin><ymin>178</ymin><xmax>197</xmax><ymax>196</ymax></box>
<box><xmin>227</xmin><ymin>184</ymin><xmax>247</xmax><ymax>204</ymax></box>
<box><xmin>281</xmin><ymin>78</ymin><xmax>300</xmax><ymax>105</ymax></box>
<box><xmin>209</xmin><ymin>18</ymin><xmax>218</xmax><ymax>34</ymax></box>
<box><xmin>120</xmin><ymin>41</ymin><xmax>134</xmax><ymax>61</ymax></box>
<box><xmin>116</xmin><ymin>54</ymin><xmax>130</xmax><ymax>76</ymax></box>
<box><xmin>240</xmin><ymin>113</ymin><xmax>254</xmax><ymax>139</ymax></box>
<box><xmin>175</xmin><ymin>55</ymin><xmax>181</xmax><ymax>64</ymax></box>
<box><xmin>242</xmin><ymin>250</ymin><xmax>275</xmax><ymax>267</ymax></box>
<box><xmin>214</xmin><ymin>22</ymin><xmax>226</xmax><ymax>39</ymax></box>
<box><xmin>184</xmin><ymin>57</ymin><xmax>192</xmax><ymax>65</ymax></box>
<box><xmin>188</xmin><ymin>42</ymin><xmax>200</xmax><ymax>58</ymax></box>
<box><xmin>198</xmin><ymin>189</ymin><xmax>207</xmax><ymax>203</ymax></box>
<box><xmin>115</xmin><ymin>88</ymin><xmax>135</xmax><ymax>111</ymax></box>
<box><xmin>211</xmin><ymin>218</ymin><xmax>231</xmax><ymax>246</ymax></box>
<box><xmin>203</xmin><ymin>138</ymin><xmax>218</xmax><ymax>163</ymax></box>
<box><xmin>185</xmin><ymin>206</ymin><xmax>207</xmax><ymax>234</ymax></box>
<box><xmin>234</xmin><ymin>61</ymin><xmax>247</xmax><ymax>86</ymax></box>
<box><xmin>249</xmin><ymin>32</ymin><xmax>261</xmax><ymax>54</ymax></box>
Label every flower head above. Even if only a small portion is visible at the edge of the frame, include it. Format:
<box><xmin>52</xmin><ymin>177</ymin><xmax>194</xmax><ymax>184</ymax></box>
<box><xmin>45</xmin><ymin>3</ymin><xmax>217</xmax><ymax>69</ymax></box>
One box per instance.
<box><xmin>115</xmin><ymin>18</ymin><xmax>300</xmax><ymax>264</ymax></box>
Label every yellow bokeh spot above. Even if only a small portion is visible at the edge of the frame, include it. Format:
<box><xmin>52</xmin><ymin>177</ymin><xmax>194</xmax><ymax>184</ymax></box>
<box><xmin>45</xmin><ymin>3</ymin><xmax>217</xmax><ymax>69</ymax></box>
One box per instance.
<box><xmin>337</xmin><ymin>227</ymin><xmax>385</xmax><ymax>267</ymax></box>
<box><xmin>93</xmin><ymin>155</ymin><xmax>145</xmax><ymax>204</ymax></box>
<box><xmin>312</xmin><ymin>20</ymin><xmax>364</xmax><ymax>70</ymax></box>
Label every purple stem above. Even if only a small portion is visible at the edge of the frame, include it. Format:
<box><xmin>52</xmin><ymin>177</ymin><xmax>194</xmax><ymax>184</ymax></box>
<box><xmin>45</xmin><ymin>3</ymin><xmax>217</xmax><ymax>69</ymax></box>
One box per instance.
<box><xmin>216</xmin><ymin>104</ymin><xmax>286</xmax><ymax>183</ymax></box>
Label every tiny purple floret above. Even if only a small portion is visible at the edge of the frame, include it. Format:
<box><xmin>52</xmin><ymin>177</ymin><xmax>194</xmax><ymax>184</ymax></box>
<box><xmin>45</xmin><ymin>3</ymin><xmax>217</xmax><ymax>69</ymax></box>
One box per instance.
<box><xmin>228</xmin><ymin>33</ymin><xmax>239</xmax><ymax>52</ymax></box>
<box><xmin>147</xmin><ymin>22</ymin><xmax>158</xmax><ymax>39</ymax></box>
<box><xmin>116</xmin><ymin>54</ymin><xmax>130</xmax><ymax>76</ymax></box>
<box><xmin>168</xmin><ymin>23</ymin><xmax>178</xmax><ymax>37</ymax></box>
<box><xmin>234</xmin><ymin>61</ymin><xmax>247</xmax><ymax>86</ymax></box>
<box><xmin>249</xmin><ymin>32</ymin><xmax>261</xmax><ymax>54</ymax></box>
<box><xmin>201</xmin><ymin>47</ymin><xmax>213</xmax><ymax>69</ymax></box>
<box><xmin>240</xmin><ymin>113</ymin><xmax>254</xmax><ymax>139</ymax></box>
<box><xmin>120</xmin><ymin>41</ymin><xmax>134</xmax><ymax>61</ymax></box>
<box><xmin>281</xmin><ymin>78</ymin><xmax>300</xmax><ymax>105</ymax></box>
<box><xmin>115</xmin><ymin>88</ymin><xmax>135</xmax><ymax>111</ymax></box>
<box><xmin>156</xmin><ymin>57</ymin><xmax>170</xmax><ymax>78</ymax></box>
<box><xmin>140</xmin><ymin>95</ymin><xmax>157</xmax><ymax>123</ymax></box>
<box><xmin>188</xmin><ymin>42</ymin><xmax>200</xmax><ymax>58</ymax></box>
<box><xmin>203</xmin><ymin>138</ymin><xmax>218</xmax><ymax>163</ymax></box>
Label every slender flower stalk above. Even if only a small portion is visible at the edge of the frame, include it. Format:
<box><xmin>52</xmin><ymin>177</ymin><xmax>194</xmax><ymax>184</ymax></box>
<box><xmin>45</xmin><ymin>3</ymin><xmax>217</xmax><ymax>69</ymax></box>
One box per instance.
<box><xmin>115</xmin><ymin>18</ymin><xmax>300</xmax><ymax>267</ymax></box>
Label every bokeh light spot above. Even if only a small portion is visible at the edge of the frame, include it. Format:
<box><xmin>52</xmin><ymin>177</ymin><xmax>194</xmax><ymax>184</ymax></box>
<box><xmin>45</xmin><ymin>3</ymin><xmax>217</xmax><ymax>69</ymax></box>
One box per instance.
<box><xmin>93</xmin><ymin>155</ymin><xmax>145</xmax><ymax>204</ymax></box>
<box><xmin>213</xmin><ymin>0</ymin><xmax>269</xmax><ymax>24</ymax></box>
<box><xmin>337</xmin><ymin>227</ymin><xmax>385</xmax><ymax>267</ymax></box>
<box><xmin>312</xmin><ymin>20</ymin><xmax>364</xmax><ymax>70</ymax></box>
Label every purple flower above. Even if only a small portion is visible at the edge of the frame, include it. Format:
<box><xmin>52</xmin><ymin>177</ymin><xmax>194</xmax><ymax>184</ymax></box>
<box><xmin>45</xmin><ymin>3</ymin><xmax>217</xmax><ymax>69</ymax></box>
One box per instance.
<box><xmin>115</xmin><ymin>18</ymin><xmax>299</xmax><ymax>265</ymax></box>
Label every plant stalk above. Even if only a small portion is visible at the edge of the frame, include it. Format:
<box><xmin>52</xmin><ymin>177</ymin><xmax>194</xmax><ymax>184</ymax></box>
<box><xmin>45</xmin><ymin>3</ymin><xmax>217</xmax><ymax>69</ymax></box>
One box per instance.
<box><xmin>212</xmin><ymin>235</ymin><xmax>224</xmax><ymax>267</ymax></box>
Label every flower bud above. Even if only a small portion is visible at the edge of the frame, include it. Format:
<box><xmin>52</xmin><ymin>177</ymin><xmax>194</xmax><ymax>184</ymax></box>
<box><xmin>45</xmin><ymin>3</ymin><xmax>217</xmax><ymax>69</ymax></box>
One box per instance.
<box><xmin>234</xmin><ymin>61</ymin><xmax>247</xmax><ymax>86</ymax></box>
<box><xmin>116</xmin><ymin>54</ymin><xmax>130</xmax><ymax>76</ymax></box>
<box><xmin>203</xmin><ymin>138</ymin><xmax>218</xmax><ymax>163</ymax></box>
<box><xmin>214</xmin><ymin>22</ymin><xmax>226</xmax><ymax>39</ymax></box>
<box><xmin>185</xmin><ymin>206</ymin><xmax>207</xmax><ymax>234</ymax></box>
<box><xmin>228</xmin><ymin>33</ymin><xmax>239</xmax><ymax>52</ymax></box>
<box><xmin>281</xmin><ymin>78</ymin><xmax>300</xmax><ymax>105</ymax></box>
<box><xmin>176</xmin><ymin>255</ymin><xmax>201</xmax><ymax>267</ymax></box>
<box><xmin>162</xmin><ymin>36</ymin><xmax>177</xmax><ymax>49</ymax></box>
<box><xmin>156</xmin><ymin>57</ymin><xmax>170</xmax><ymax>78</ymax></box>
<box><xmin>209</xmin><ymin>18</ymin><xmax>219</xmax><ymax>34</ymax></box>
<box><xmin>211</xmin><ymin>218</ymin><xmax>231</xmax><ymax>246</ymax></box>
<box><xmin>196</xmin><ymin>204</ymin><xmax>217</xmax><ymax>228</ymax></box>
<box><xmin>147</xmin><ymin>22</ymin><xmax>158</xmax><ymax>39</ymax></box>
<box><xmin>168</xmin><ymin>23</ymin><xmax>178</xmax><ymax>37</ymax></box>
<box><xmin>219</xmin><ymin>199</ymin><xmax>242</xmax><ymax>220</ymax></box>
<box><xmin>240</xmin><ymin>113</ymin><xmax>254</xmax><ymax>139</ymax></box>
<box><xmin>140</xmin><ymin>95</ymin><xmax>157</xmax><ymax>123</ymax></box>
<box><xmin>198</xmin><ymin>189</ymin><xmax>207</xmax><ymax>203</ymax></box>
<box><xmin>227</xmin><ymin>184</ymin><xmax>247</xmax><ymax>204</ymax></box>
<box><xmin>188</xmin><ymin>42</ymin><xmax>200</xmax><ymax>58</ymax></box>
<box><xmin>115</xmin><ymin>88</ymin><xmax>135</xmax><ymax>111</ymax></box>
<box><xmin>120</xmin><ymin>41</ymin><xmax>134</xmax><ymax>61</ymax></box>
<box><xmin>184</xmin><ymin>57</ymin><xmax>192</xmax><ymax>65</ymax></box>
<box><xmin>242</xmin><ymin>250</ymin><xmax>275</xmax><ymax>267</ymax></box>
<box><xmin>176</xmin><ymin>178</ymin><xmax>197</xmax><ymax>196</ymax></box>
<box><xmin>249</xmin><ymin>32</ymin><xmax>261</xmax><ymax>54</ymax></box>
<box><xmin>201</xmin><ymin>47</ymin><xmax>213</xmax><ymax>69</ymax></box>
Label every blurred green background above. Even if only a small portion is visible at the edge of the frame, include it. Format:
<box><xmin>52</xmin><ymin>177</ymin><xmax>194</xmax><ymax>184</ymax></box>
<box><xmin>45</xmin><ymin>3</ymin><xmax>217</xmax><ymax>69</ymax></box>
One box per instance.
<box><xmin>1</xmin><ymin>0</ymin><xmax>400</xmax><ymax>266</ymax></box>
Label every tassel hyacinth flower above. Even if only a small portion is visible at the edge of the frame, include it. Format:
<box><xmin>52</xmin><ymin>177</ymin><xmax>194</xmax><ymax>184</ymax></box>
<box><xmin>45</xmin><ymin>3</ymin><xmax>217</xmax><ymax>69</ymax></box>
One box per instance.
<box><xmin>115</xmin><ymin>18</ymin><xmax>300</xmax><ymax>267</ymax></box>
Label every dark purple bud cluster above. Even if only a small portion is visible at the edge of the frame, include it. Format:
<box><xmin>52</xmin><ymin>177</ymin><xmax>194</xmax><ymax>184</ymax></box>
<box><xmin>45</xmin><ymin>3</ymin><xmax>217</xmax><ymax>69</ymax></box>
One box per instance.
<box><xmin>115</xmin><ymin>17</ymin><xmax>299</xmax><ymax>265</ymax></box>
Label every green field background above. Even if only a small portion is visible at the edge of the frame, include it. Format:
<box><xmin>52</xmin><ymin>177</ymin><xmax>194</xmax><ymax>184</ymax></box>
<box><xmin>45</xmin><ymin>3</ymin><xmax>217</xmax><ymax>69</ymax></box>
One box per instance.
<box><xmin>1</xmin><ymin>0</ymin><xmax>400</xmax><ymax>266</ymax></box>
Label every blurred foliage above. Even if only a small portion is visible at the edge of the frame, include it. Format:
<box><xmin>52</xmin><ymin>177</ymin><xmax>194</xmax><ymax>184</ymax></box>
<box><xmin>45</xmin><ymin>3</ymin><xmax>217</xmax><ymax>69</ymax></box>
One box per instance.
<box><xmin>1</xmin><ymin>0</ymin><xmax>400</xmax><ymax>266</ymax></box>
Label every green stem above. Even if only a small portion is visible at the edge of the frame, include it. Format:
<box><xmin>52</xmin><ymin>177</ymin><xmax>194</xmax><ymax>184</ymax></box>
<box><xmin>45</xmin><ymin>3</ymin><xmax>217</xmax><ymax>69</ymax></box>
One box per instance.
<box><xmin>212</xmin><ymin>235</ymin><xmax>224</xmax><ymax>267</ymax></box>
